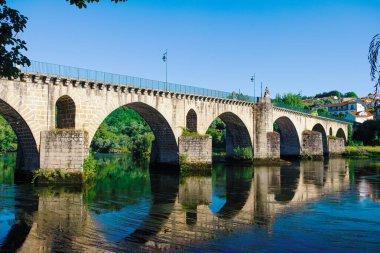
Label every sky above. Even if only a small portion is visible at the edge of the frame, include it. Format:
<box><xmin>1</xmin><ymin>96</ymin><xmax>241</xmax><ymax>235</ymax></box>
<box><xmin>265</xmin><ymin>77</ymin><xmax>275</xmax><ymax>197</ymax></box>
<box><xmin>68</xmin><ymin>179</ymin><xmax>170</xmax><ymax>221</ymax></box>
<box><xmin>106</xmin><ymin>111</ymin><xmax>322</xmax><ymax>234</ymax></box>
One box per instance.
<box><xmin>7</xmin><ymin>0</ymin><xmax>380</xmax><ymax>97</ymax></box>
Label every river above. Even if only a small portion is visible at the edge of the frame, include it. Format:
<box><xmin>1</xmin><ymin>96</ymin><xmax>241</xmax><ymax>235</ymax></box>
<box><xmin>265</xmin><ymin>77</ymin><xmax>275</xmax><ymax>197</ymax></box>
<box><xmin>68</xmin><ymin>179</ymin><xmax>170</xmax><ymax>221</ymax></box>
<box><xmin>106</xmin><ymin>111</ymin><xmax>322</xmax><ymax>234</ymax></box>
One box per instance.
<box><xmin>0</xmin><ymin>154</ymin><xmax>379</xmax><ymax>252</ymax></box>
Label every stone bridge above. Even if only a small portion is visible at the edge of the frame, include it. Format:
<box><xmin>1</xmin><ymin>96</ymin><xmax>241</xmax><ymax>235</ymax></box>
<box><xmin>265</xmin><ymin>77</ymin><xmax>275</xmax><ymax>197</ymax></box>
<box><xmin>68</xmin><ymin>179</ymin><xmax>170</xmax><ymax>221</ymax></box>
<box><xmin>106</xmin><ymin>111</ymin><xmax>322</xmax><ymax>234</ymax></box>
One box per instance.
<box><xmin>0</xmin><ymin>61</ymin><xmax>349</xmax><ymax>176</ymax></box>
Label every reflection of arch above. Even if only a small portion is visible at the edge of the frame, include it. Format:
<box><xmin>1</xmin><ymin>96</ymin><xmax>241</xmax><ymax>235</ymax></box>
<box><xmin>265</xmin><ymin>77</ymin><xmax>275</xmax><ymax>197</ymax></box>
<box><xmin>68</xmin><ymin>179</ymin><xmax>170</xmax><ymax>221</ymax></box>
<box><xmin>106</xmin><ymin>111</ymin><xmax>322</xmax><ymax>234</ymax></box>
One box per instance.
<box><xmin>91</xmin><ymin>102</ymin><xmax>178</xmax><ymax>164</ymax></box>
<box><xmin>0</xmin><ymin>99</ymin><xmax>39</xmax><ymax>171</ymax></box>
<box><xmin>210</xmin><ymin>112</ymin><xmax>252</xmax><ymax>157</ymax></box>
<box><xmin>0</xmin><ymin>187</ymin><xmax>38</xmax><ymax>252</ymax></box>
<box><xmin>186</xmin><ymin>109</ymin><xmax>197</xmax><ymax>133</ymax></box>
<box><xmin>274</xmin><ymin>163</ymin><xmax>300</xmax><ymax>202</ymax></box>
<box><xmin>329</xmin><ymin>127</ymin><xmax>333</xmax><ymax>136</ymax></box>
<box><xmin>56</xmin><ymin>95</ymin><xmax>76</xmax><ymax>129</ymax></box>
<box><xmin>126</xmin><ymin>170</ymin><xmax>179</xmax><ymax>244</ymax></box>
<box><xmin>312</xmin><ymin>124</ymin><xmax>328</xmax><ymax>155</ymax></box>
<box><xmin>336</xmin><ymin>128</ymin><xmax>346</xmax><ymax>143</ymax></box>
<box><xmin>274</xmin><ymin>117</ymin><xmax>300</xmax><ymax>157</ymax></box>
<box><xmin>215</xmin><ymin>165</ymin><xmax>253</xmax><ymax>219</ymax></box>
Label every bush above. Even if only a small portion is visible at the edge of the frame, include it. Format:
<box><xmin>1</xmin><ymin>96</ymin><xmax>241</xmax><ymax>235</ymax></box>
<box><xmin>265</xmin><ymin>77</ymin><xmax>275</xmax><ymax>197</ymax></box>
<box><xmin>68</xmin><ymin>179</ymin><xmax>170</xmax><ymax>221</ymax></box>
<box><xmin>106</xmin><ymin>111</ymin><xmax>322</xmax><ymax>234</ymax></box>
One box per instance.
<box><xmin>233</xmin><ymin>146</ymin><xmax>253</xmax><ymax>160</ymax></box>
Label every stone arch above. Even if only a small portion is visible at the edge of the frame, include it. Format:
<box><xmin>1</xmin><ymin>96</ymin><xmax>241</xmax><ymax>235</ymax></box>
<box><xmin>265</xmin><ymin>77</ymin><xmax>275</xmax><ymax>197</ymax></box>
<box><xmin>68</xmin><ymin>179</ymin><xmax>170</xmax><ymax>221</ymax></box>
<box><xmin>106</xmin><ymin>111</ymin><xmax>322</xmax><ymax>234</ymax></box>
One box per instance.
<box><xmin>209</xmin><ymin>112</ymin><xmax>253</xmax><ymax>158</ymax></box>
<box><xmin>336</xmin><ymin>128</ymin><xmax>347</xmax><ymax>143</ymax></box>
<box><xmin>312</xmin><ymin>123</ymin><xmax>328</xmax><ymax>155</ymax></box>
<box><xmin>274</xmin><ymin>116</ymin><xmax>301</xmax><ymax>157</ymax></box>
<box><xmin>186</xmin><ymin>109</ymin><xmax>197</xmax><ymax>133</ymax></box>
<box><xmin>0</xmin><ymin>99</ymin><xmax>39</xmax><ymax>171</ymax></box>
<box><xmin>90</xmin><ymin>102</ymin><xmax>178</xmax><ymax>164</ymax></box>
<box><xmin>56</xmin><ymin>95</ymin><xmax>76</xmax><ymax>129</ymax></box>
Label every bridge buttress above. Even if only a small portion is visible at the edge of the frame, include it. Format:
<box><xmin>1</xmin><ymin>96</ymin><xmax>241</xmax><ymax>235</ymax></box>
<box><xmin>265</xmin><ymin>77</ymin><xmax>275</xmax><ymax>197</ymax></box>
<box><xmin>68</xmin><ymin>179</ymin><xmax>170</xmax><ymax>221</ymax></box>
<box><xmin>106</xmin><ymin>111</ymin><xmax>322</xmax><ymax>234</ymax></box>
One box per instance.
<box><xmin>253</xmin><ymin>101</ymin><xmax>280</xmax><ymax>160</ymax></box>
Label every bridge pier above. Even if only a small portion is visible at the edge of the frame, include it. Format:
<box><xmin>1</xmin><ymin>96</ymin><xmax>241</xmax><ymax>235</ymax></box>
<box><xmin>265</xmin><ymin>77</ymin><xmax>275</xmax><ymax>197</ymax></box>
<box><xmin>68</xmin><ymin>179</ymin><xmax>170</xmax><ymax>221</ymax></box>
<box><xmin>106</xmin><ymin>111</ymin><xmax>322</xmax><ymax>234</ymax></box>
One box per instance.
<box><xmin>301</xmin><ymin>131</ymin><xmax>323</xmax><ymax>158</ymax></box>
<box><xmin>38</xmin><ymin>130</ymin><xmax>89</xmax><ymax>183</ymax></box>
<box><xmin>178</xmin><ymin>136</ymin><xmax>212</xmax><ymax>169</ymax></box>
<box><xmin>253</xmin><ymin>92</ymin><xmax>280</xmax><ymax>160</ymax></box>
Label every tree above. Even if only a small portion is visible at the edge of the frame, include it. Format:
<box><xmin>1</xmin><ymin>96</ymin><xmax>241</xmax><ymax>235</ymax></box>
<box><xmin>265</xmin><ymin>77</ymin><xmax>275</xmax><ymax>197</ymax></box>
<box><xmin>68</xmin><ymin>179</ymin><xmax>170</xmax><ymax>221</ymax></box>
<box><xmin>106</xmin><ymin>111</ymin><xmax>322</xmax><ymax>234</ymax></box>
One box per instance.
<box><xmin>0</xmin><ymin>0</ymin><xmax>30</xmax><ymax>79</ymax></box>
<box><xmin>344</xmin><ymin>91</ymin><xmax>358</xmax><ymax>98</ymax></box>
<box><xmin>369</xmin><ymin>34</ymin><xmax>380</xmax><ymax>94</ymax></box>
<box><xmin>0</xmin><ymin>0</ymin><xmax>127</xmax><ymax>79</ymax></box>
<box><xmin>274</xmin><ymin>93</ymin><xmax>305</xmax><ymax>108</ymax></box>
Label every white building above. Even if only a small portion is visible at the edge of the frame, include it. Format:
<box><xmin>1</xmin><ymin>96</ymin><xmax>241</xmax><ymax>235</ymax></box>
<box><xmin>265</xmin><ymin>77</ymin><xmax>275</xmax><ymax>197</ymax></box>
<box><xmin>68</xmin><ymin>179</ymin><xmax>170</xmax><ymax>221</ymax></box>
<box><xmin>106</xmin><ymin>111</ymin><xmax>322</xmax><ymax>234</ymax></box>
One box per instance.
<box><xmin>346</xmin><ymin>111</ymin><xmax>374</xmax><ymax>123</ymax></box>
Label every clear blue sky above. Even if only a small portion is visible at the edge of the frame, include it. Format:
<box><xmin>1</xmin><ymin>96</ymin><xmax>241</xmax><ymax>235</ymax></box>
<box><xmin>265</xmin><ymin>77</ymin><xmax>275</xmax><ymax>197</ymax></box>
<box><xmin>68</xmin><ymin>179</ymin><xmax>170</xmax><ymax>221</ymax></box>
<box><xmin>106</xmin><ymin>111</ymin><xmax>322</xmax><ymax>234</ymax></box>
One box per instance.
<box><xmin>8</xmin><ymin>0</ymin><xmax>380</xmax><ymax>97</ymax></box>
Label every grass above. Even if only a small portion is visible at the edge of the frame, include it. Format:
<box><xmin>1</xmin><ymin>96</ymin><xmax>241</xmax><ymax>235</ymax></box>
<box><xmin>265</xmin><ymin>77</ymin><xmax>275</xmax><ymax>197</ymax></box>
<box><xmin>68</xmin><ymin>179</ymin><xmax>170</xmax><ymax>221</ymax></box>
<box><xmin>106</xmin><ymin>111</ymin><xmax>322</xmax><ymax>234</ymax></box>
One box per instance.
<box><xmin>344</xmin><ymin>146</ymin><xmax>380</xmax><ymax>158</ymax></box>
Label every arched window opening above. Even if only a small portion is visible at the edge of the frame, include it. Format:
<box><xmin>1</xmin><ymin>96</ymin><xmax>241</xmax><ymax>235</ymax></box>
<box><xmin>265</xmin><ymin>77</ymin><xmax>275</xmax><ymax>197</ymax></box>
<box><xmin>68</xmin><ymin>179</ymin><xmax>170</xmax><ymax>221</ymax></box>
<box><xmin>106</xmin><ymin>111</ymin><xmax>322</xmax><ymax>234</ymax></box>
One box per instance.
<box><xmin>186</xmin><ymin>109</ymin><xmax>197</xmax><ymax>133</ymax></box>
<box><xmin>56</xmin><ymin>96</ymin><xmax>76</xmax><ymax>129</ymax></box>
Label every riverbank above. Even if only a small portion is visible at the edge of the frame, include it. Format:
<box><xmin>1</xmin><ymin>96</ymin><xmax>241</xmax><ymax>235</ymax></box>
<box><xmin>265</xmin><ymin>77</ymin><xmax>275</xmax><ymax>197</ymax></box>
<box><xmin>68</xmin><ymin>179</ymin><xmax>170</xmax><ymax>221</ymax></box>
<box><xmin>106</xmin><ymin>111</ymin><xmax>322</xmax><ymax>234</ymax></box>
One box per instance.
<box><xmin>344</xmin><ymin>146</ymin><xmax>380</xmax><ymax>158</ymax></box>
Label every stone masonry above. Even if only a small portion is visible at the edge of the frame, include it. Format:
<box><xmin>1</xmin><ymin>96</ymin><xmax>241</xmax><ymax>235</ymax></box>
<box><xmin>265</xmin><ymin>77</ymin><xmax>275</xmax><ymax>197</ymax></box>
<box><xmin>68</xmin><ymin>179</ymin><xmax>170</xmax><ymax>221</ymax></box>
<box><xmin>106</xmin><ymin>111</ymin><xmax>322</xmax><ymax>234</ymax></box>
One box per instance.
<box><xmin>301</xmin><ymin>131</ymin><xmax>323</xmax><ymax>158</ymax></box>
<box><xmin>178</xmin><ymin>136</ymin><xmax>212</xmax><ymax>165</ymax></box>
<box><xmin>40</xmin><ymin>130</ymin><xmax>89</xmax><ymax>172</ymax></box>
<box><xmin>328</xmin><ymin>137</ymin><xmax>345</xmax><ymax>155</ymax></box>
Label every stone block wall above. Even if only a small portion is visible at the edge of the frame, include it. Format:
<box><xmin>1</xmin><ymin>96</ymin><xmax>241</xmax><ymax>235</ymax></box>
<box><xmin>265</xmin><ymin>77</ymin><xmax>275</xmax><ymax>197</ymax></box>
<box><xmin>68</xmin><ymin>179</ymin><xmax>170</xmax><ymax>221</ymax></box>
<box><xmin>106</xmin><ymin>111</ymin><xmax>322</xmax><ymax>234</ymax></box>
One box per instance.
<box><xmin>178</xmin><ymin>136</ymin><xmax>212</xmax><ymax>165</ymax></box>
<box><xmin>254</xmin><ymin>102</ymin><xmax>274</xmax><ymax>159</ymax></box>
<box><xmin>40</xmin><ymin>130</ymin><xmax>89</xmax><ymax>173</ymax></box>
<box><xmin>301</xmin><ymin>131</ymin><xmax>323</xmax><ymax>157</ymax></box>
<box><xmin>266</xmin><ymin>132</ymin><xmax>280</xmax><ymax>159</ymax></box>
<box><xmin>328</xmin><ymin>137</ymin><xmax>345</xmax><ymax>155</ymax></box>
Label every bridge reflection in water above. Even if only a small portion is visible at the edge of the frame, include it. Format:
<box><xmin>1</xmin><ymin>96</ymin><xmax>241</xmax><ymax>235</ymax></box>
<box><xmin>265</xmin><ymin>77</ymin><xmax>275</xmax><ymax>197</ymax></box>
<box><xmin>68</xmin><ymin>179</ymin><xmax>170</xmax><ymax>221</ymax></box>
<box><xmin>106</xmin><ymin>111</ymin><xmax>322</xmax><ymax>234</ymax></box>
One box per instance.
<box><xmin>0</xmin><ymin>157</ymin><xmax>352</xmax><ymax>252</ymax></box>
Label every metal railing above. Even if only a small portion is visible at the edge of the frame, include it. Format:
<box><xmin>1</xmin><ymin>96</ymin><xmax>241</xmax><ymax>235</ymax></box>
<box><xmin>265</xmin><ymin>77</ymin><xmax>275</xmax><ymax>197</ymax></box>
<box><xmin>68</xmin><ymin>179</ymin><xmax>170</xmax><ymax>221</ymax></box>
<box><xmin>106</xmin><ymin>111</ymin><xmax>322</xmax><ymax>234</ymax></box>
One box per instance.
<box><xmin>19</xmin><ymin>60</ymin><xmax>351</xmax><ymax>123</ymax></box>
<box><xmin>20</xmin><ymin>60</ymin><xmax>257</xmax><ymax>102</ymax></box>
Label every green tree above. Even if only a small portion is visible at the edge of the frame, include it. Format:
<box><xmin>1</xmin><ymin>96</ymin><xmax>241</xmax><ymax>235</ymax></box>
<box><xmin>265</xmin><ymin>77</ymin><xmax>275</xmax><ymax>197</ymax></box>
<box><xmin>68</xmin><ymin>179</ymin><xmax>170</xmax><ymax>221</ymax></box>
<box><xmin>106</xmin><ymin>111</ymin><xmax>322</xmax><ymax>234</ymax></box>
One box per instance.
<box><xmin>344</xmin><ymin>91</ymin><xmax>358</xmax><ymax>98</ymax></box>
<box><xmin>274</xmin><ymin>93</ymin><xmax>305</xmax><ymax>108</ymax></box>
<box><xmin>315</xmin><ymin>90</ymin><xmax>343</xmax><ymax>98</ymax></box>
<box><xmin>0</xmin><ymin>0</ymin><xmax>30</xmax><ymax>79</ymax></box>
<box><xmin>369</xmin><ymin>34</ymin><xmax>380</xmax><ymax>94</ymax></box>
<box><xmin>0</xmin><ymin>116</ymin><xmax>17</xmax><ymax>152</ymax></box>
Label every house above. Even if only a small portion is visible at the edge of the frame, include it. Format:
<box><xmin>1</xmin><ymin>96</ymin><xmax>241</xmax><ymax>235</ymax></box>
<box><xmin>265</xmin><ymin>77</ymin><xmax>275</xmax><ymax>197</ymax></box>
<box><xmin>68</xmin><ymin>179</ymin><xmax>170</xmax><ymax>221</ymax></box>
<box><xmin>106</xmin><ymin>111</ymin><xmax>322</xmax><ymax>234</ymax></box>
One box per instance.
<box><xmin>319</xmin><ymin>100</ymin><xmax>366</xmax><ymax>116</ymax></box>
<box><xmin>346</xmin><ymin>111</ymin><xmax>374</xmax><ymax>123</ymax></box>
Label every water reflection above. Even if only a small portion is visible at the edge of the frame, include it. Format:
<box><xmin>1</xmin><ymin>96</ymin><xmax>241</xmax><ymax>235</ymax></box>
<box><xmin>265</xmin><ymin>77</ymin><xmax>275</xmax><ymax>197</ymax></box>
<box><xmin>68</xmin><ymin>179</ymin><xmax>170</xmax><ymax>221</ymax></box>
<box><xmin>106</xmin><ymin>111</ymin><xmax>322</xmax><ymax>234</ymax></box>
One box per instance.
<box><xmin>0</xmin><ymin>155</ymin><xmax>379</xmax><ymax>252</ymax></box>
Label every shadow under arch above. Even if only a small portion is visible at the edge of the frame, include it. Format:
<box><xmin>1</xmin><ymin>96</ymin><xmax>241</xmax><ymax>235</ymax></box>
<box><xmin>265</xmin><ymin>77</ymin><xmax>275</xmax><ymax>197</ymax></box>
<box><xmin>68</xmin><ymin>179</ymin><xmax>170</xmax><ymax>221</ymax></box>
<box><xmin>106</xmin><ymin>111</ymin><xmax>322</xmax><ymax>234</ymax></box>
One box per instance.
<box><xmin>274</xmin><ymin>116</ymin><xmax>301</xmax><ymax>158</ymax></box>
<box><xmin>124</xmin><ymin>169</ymin><xmax>179</xmax><ymax>244</ymax></box>
<box><xmin>186</xmin><ymin>109</ymin><xmax>197</xmax><ymax>133</ymax></box>
<box><xmin>312</xmin><ymin>123</ymin><xmax>328</xmax><ymax>155</ymax></box>
<box><xmin>210</xmin><ymin>112</ymin><xmax>252</xmax><ymax>158</ymax></box>
<box><xmin>336</xmin><ymin>128</ymin><xmax>347</xmax><ymax>143</ymax></box>
<box><xmin>56</xmin><ymin>95</ymin><xmax>76</xmax><ymax>129</ymax></box>
<box><xmin>0</xmin><ymin>99</ymin><xmax>39</xmax><ymax>173</ymax></box>
<box><xmin>214</xmin><ymin>164</ymin><xmax>253</xmax><ymax>220</ymax></box>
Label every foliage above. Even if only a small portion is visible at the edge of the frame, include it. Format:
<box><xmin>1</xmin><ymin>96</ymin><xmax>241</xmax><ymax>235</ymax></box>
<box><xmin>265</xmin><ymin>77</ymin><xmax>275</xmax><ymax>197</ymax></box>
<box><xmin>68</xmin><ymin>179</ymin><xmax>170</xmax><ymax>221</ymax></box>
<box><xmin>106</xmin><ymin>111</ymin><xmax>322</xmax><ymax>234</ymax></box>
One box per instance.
<box><xmin>233</xmin><ymin>146</ymin><xmax>253</xmax><ymax>160</ymax></box>
<box><xmin>344</xmin><ymin>91</ymin><xmax>358</xmax><ymax>98</ymax></box>
<box><xmin>181</xmin><ymin>127</ymin><xmax>208</xmax><ymax>137</ymax></box>
<box><xmin>83</xmin><ymin>153</ymin><xmax>96</xmax><ymax>182</ymax></box>
<box><xmin>369</xmin><ymin>34</ymin><xmax>380</xmax><ymax>94</ymax></box>
<box><xmin>274</xmin><ymin>93</ymin><xmax>306</xmax><ymax>109</ymax></box>
<box><xmin>347</xmin><ymin>124</ymin><xmax>353</xmax><ymax>144</ymax></box>
<box><xmin>206</xmin><ymin>118</ymin><xmax>226</xmax><ymax>148</ymax></box>
<box><xmin>315</xmin><ymin>90</ymin><xmax>343</xmax><ymax>98</ymax></box>
<box><xmin>332</xmin><ymin>112</ymin><xmax>346</xmax><ymax>119</ymax></box>
<box><xmin>344</xmin><ymin>146</ymin><xmax>380</xmax><ymax>158</ymax></box>
<box><xmin>66</xmin><ymin>0</ymin><xmax>128</xmax><ymax>9</ymax></box>
<box><xmin>317</xmin><ymin>108</ymin><xmax>329</xmax><ymax>116</ymax></box>
<box><xmin>91</xmin><ymin>106</ymin><xmax>155</xmax><ymax>159</ymax></box>
<box><xmin>353</xmin><ymin>119</ymin><xmax>380</xmax><ymax>146</ymax></box>
<box><xmin>31</xmin><ymin>169</ymin><xmax>67</xmax><ymax>183</ymax></box>
<box><xmin>0</xmin><ymin>115</ymin><xmax>17</xmax><ymax>152</ymax></box>
<box><xmin>0</xmin><ymin>0</ymin><xmax>30</xmax><ymax>79</ymax></box>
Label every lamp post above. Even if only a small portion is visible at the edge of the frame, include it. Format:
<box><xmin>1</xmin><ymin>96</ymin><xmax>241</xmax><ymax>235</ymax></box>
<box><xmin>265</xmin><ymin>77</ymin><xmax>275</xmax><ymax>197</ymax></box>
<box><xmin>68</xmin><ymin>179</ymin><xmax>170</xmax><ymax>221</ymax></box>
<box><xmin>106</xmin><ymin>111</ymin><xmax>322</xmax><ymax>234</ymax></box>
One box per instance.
<box><xmin>251</xmin><ymin>74</ymin><xmax>255</xmax><ymax>102</ymax></box>
<box><xmin>162</xmin><ymin>49</ymin><xmax>168</xmax><ymax>91</ymax></box>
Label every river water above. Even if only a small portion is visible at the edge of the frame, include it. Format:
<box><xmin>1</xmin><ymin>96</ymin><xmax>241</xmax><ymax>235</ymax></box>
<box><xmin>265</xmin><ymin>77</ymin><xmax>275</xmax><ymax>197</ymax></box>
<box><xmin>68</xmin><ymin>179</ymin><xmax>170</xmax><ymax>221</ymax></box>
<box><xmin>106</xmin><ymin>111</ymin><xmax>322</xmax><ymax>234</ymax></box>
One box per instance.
<box><xmin>0</xmin><ymin>154</ymin><xmax>379</xmax><ymax>252</ymax></box>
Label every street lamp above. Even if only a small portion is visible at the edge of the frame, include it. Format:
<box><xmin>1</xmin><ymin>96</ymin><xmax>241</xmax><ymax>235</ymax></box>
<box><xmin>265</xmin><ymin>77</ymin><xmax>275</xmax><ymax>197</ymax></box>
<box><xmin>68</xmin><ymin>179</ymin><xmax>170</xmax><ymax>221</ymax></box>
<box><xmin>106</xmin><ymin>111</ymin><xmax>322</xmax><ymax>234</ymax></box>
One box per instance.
<box><xmin>251</xmin><ymin>74</ymin><xmax>255</xmax><ymax>102</ymax></box>
<box><xmin>162</xmin><ymin>49</ymin><xmax>168</xmax><ymax>91</ymax></box>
